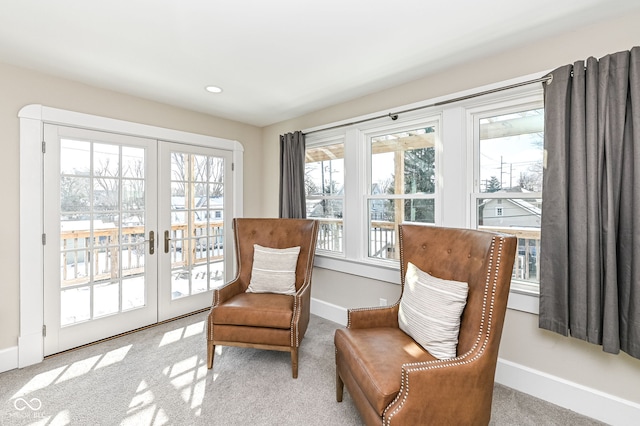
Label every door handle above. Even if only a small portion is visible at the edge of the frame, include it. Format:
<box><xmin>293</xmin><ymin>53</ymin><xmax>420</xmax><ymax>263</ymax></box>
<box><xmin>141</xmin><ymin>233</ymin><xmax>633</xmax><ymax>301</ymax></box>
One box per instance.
<box><xmin>164</xmin><ymin>230</ymin><xmax>171</xmax><ymax>254</ymax></box>
<box><xmin>148</xmin><ymin>230</ymin><xmax>155</xmax><ymax>255</ymax></box>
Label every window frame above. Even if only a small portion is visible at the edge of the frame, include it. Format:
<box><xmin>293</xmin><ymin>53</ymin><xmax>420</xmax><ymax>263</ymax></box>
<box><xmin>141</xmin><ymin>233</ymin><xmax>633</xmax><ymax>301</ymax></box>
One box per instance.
<box><xmin>467</xmin><ymin>94</ymin><xmax>544</xmax><ymax>303</ymax></box>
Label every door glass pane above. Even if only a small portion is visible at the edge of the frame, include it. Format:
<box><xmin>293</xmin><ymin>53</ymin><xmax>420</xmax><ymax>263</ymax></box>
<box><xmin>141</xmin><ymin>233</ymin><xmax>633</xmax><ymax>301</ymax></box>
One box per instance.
<box><xmin>169</xmin><ymin>151</ymin><xmax>225</xmax><ymax>300</ymax></box>
<box><xmin>122</xmin><ymin>277</ymin><xmax>145</xmax><ymax>311</ymax></box>
<box><xmin>60</xmin><ymin>139</ymin><xmax>148</xmax><ymax>326</ymax></box>
<box><xmin>94</xmin><ymin>143</ymin><xmax>119</xmax><ymax>177</ymax></box>
<box><xmin>122</xmin><ymin>146</ymin><xmax>145</xmax><ymax>178</ymax></box>
<box><xmin>94</xmin><ymin>281</ymin><xmax>119</xmax><ymax>318</ymax></box>
<box><xmin>61</xmin><ymin>139</ymin><xmax>90</xmax><ymax>174</ymax></box>
<box><xmin>122</xmin><ymin>179</ymin><xmax>144</xmax><ymax>211</ymax></box>
<box><xmin>93</xmin><ymin>178</ymin><xmax>119</xmax><ymax>211</ymax></box>
<box><xmin>61</xmin><ymin>287</ymin><xmax>90</xmax><ymax>326</ymax></box>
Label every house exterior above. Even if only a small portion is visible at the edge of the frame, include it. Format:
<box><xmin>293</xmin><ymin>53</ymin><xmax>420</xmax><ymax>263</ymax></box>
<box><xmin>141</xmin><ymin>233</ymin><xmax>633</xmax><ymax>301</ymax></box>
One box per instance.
<box><xmin>480</xmin><ymin>196</ymin><xmax>541</xmax><ymax>228</ymax></box>
<box><xmin>171</xmin><ymin>196</ymin><xmax>224</xmax><ymax>222</ymax></box>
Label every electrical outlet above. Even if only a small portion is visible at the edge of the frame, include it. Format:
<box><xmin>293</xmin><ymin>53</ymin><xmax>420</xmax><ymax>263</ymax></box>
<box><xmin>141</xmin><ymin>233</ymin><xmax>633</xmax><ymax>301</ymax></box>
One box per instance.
<box><xmin>379</xmin><ymin>298</ymin><xmax>387</xmax><ymax>306</ymax></box>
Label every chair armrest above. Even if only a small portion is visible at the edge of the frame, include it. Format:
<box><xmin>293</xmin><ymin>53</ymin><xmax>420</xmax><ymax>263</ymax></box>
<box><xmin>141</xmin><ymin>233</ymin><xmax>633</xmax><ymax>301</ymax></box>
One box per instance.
<box><xmin>291</xmin><ymin>280</ymin><xmax>313</xmax><ymax>346</ymax></box>
<box><xmin>293</xmin><ymin>280</ymin><xmax>312</xmax><ymax>318</ymax></box>
<box><xmin>347</xmin><ymin>305</ymin><xmax>399</xmax><ymax>329</ymax></box>
<box><xmin>213</xmin><ymin>278</ymin><xmax>243</xmax><ymax>307</ymax></box>
<box><xmin>294</xmin><ymin>280</ymin><xmax>312</xmax><ymax>305</ymax></box>
<box><xmin>383</xmin><ymin>355</ymin><xmax>495</xmax><ymax>425</ymax></box>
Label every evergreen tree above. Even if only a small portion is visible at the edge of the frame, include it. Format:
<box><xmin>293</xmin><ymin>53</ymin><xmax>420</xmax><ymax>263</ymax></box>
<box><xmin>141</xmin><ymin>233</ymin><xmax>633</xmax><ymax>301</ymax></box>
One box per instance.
<box><xmin>403</xmin><ymin>146</ymin><xmax>435</xmax><ymax>223</ymax></box>
<box><xmin>486</xmin><ymin>176</ymin><xmax>502</xmax><ymax>193</ymax></box>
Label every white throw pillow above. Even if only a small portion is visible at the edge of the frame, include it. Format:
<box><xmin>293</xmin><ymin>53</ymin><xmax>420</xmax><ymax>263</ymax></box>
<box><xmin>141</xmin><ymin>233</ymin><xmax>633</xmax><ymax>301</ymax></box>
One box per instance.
<box><xmin>246</xmin><ymin>244</ymin><xmax>301</xmax><ymax>295</ymax></box>
<box><xmin>398</xmin><ymin>262</ymin><xmax>469</xmax><ymax>360</ymax></box>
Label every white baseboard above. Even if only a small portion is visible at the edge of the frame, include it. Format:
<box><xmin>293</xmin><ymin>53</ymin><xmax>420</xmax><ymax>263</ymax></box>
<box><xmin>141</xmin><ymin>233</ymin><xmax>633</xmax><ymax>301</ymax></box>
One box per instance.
<box><xmin>311</xmin><ymin>297</ymin><xmax>348</xmax><ymax>326</ymax></box>
<box><xmin>495</xmin><ymin>358</ymin><xmax>640</xmax><ymax>426</ymax></box>
<box><xmin>18</xmin><ymin>332</ymin><xmax>43</xmax><ymax>368</ymax></box>
<box><xmin>0</xmin><ymin>345</ymin><xmax>18</xmax><ymax>374</ymax></box>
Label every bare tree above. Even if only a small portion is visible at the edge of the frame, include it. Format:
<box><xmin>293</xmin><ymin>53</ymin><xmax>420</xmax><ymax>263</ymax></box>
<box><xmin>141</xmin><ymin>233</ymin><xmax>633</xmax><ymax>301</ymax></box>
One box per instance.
<box><xmin>170</xmin><ymin>153</ymin><xmax>224</xmax><ymax>198</ymax></box>
<box><xmin>519</xmin><ymin>162</ymin><xmax>543</xmax><ymax>192</ymax></box>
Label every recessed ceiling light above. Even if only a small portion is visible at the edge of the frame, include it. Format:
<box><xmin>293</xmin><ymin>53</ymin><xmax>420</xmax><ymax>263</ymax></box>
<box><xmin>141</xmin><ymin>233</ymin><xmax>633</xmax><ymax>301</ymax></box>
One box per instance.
<box><xmin>205</xmin><ymin>85</ymin><xmax>223</xmax><ymax>93</ymax></box>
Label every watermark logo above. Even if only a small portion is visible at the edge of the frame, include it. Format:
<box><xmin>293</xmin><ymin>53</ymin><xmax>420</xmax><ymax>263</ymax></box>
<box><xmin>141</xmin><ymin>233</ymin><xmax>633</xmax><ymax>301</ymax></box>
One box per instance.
<box><xmin>13</xmin><ymin>397</ymin><xmax>42</xmax><ymax>411</ymax></box>
<box><xmin>2</xmin><ymin>398</ymin><xmax>46</xmax><ymax>424</ymax></box>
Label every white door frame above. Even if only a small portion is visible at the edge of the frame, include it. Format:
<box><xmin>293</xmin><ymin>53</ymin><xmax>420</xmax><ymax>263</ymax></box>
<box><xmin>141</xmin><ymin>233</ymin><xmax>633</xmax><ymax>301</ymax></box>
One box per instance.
<box><xmin>18</xmin><ymin>104</ymin><xmax>243</xmax><ymax>368</ymax></box>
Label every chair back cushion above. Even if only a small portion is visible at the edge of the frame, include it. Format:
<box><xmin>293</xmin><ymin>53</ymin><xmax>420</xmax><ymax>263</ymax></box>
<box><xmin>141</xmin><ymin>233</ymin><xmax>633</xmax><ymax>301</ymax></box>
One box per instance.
<box><xmin>233</xmin><ymin>218</ymin><xmax>318</xmax><ymax>292</ymax></box>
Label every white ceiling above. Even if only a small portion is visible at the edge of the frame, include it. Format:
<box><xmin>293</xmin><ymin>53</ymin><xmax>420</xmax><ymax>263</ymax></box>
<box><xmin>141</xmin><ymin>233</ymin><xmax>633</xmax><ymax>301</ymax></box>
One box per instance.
<box><xmin>1</xmin><ymin>0</ymin><xmax>638</xmax><ymax>127</ymax></box>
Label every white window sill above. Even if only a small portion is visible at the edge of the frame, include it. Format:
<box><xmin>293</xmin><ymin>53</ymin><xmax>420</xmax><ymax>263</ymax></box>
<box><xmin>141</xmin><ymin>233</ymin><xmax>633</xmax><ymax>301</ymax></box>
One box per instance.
<box><xmin>314</xmin><ymin>254</ymin><xmax>400</xmax><ymax>284</ymax></box>
<box><xmin>314</xmin><ymin>254</ymin><xmax>540</xmax><ymax>315</ymax></box>
<box><xmin>507</xmin><ymin>286</ymin><xmax>540</xmax><ymax>314</ymax></box>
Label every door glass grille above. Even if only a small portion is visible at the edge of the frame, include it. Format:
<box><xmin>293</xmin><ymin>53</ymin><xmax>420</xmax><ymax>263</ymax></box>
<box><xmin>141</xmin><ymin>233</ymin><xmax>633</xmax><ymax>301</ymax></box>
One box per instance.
<box><xmin>60</xmin><ymin>139</ymin><xmax>147</xmax><ymax>326</ymax></box>
<box><xmin>169</xmin><ymin>152</ymin><xmax>225</xmax><ymax>299</ymax></box>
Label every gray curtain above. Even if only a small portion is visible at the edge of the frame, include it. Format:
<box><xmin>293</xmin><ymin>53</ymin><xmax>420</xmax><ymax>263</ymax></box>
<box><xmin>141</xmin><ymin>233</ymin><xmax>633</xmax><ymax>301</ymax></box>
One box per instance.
<box><xmin>279</xmin><ymin>131</ymin><xmax>306</xmax><ymax>218</ymax></box>
<box><xmin>539</xmin><ymin>47</ymin><xmax>640</xmax><ymax>359</ymax></box>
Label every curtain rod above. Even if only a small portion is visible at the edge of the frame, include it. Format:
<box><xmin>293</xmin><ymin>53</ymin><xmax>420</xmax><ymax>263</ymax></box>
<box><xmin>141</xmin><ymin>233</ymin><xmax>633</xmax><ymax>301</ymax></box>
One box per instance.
<box><xmin>304</xmin><ymin>74</ymin><xmax>552</xmax><ymax>136</ymax></box>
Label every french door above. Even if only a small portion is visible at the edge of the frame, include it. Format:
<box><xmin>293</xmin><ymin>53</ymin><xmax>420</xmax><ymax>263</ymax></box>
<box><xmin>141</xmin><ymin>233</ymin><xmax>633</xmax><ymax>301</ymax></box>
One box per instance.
<box><xmin>157</xmin><ymin>142</ymin><xmax>232</xmax><ymax>320</ymax></box>
<box><xmin>43</xmin><ymin>125</ymin><xmax>232</xmax><ymax>355</ymax></box>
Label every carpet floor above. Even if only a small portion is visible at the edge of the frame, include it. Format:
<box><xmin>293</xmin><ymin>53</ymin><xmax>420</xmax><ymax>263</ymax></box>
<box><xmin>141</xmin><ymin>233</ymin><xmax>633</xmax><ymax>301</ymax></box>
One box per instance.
<box><xmin>0</xmin><ymin>312</ymin><xmax>604</xmax><ymax>425</ymax></box>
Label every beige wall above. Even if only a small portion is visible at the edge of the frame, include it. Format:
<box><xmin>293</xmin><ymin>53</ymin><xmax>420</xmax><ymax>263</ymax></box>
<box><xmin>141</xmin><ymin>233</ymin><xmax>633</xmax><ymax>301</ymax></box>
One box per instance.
<box><xmin>0</xmin><ymin>62</ymin><xmax>263</xmax><ymax>350</ymax></box>
<box><xmin>263</xmin><ymin>11</ymin><xmax>640</xmax><ymax>404</ymax></box>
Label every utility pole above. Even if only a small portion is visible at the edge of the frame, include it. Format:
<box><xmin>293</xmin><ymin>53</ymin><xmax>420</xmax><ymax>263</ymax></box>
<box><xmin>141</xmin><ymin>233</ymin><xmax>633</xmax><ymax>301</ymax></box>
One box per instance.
<box><xmin>510</xmin><ymin>163</ymin><xmax>513</xmax><ymax>189</ymax></box>
<box><xmin>500</xmin><ymin>156</ymin><xmax>512</xmax><ymax>189</ymax></box>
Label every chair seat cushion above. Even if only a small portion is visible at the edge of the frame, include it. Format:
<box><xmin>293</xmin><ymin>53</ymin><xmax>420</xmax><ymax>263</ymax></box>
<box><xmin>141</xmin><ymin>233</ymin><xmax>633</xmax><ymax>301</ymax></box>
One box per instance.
<box><xmin>212</xmin><ymin>293</ymin><xmax>293</xmax><ymax>329</ymax></box>
<box><xmin>334</xmin><ymin>327</ymin><xmax>435</xmax><ymax>415</ymax></box>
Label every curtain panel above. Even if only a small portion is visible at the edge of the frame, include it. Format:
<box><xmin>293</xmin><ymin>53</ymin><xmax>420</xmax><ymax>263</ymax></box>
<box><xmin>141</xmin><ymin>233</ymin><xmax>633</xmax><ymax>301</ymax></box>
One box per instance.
<box><xmin>539</xmin><ymin>47</ymin><xmax>640</xmax><ymax>359</ymax></box>
<box><xmin>279</xmin><ymin>131</ymin><xmax>306</xmax><ymax>219</ymax></box>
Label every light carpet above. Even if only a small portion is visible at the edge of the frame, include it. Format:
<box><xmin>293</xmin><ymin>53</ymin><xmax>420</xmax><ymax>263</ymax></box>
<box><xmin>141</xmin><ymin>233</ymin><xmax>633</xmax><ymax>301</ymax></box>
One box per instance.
<box><xmin>0</xmin><ymin>312</ymin><xmax>604</xmax><ymax>425</ymax></box>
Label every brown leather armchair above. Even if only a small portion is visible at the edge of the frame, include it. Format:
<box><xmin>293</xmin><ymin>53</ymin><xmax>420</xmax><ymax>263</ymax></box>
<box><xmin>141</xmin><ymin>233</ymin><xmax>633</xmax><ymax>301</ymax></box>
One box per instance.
<box><xmin>334</xmin><ymin>225</ymin><xmax>517</xmax><ymax>425</ymax></box>
<box><xmin>207</xmin><ymin>218</ymin><xmax>319</xmax><ymax>378</ymax></box>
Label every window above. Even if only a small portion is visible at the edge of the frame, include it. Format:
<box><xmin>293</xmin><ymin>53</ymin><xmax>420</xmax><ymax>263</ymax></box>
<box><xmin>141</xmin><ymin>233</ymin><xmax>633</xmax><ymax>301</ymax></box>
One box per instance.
<box><xmin>366</xmin><ymin>123</ymin><xmax>438</xmax><ymax>261</ymax></box>
<box><xmin>305</xmin><ymin>136</ymin><xmax>345</xmax><ymax>255</ymax></box>
<box><xmin>304</xmin><ymin>79</ymin><xmax>543</xmax><ymax>302</ymax></box>
<box><xmin>472</xmin><ymin>104</ymin><xmax>544</xmax><ymax>294</ymax></box>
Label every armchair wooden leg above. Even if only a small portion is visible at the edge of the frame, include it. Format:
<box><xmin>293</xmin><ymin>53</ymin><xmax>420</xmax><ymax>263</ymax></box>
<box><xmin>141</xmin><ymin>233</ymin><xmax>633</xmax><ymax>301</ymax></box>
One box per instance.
<box><xmin>291</xmin><ymin>348</ymin><xmax>299</xmax><ymax>379</ymax></box>
<box><xmin>207</xmin><ymin>341</ymin><xmax>215</xmax><ymax>369</ymax></box>
<box><xmin>336</xmin><ymin>369</ymin><xmax>344</xmax><ymax>402</ymax></box>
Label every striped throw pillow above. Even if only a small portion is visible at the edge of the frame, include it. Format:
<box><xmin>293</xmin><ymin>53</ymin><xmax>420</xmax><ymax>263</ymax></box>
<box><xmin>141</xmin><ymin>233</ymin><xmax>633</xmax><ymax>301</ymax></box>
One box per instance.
<box><xmin>246</xmin><ymin>244</ymin><xmax>301</xmax><ymax>295</ymax></box>
<box><xmin>398</xmin><ymin>262</ymin><xmax>469</xmax><ymax>360</ymax></box>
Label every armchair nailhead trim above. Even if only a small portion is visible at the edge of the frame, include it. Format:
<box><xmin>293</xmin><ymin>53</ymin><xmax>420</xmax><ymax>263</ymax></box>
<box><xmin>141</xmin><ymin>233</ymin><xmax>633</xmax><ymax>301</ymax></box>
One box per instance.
<box><xmin>291</xmin><ymin>290</ymin><xmax>299</xmax><ymax>347</ymax></box>
<box><xmin>383</xmin><ymin>236</ymin><xmax>505</xmax><ymax>425</ymax></box>
<box><xmin>291</xmin><ymin>221</ymin><xmax>319</xmax><ymax>348</ymax></box>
